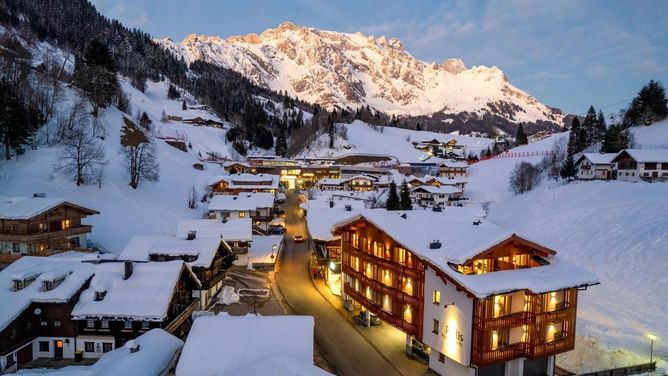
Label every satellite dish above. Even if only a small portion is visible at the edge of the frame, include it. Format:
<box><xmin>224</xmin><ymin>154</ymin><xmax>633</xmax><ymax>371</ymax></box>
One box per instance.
<box><xmin>34</xmin><ymin>308</ymin><xmax>42</xmax><ymax>315</ymax></box>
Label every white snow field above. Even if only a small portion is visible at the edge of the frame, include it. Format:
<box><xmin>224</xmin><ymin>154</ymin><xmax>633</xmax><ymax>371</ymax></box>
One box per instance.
<box><xmin>0</xmin><ymin>80</ymin><xmax>236</xmax><ymax>252</ymax></box>
<box><xmin>299</xmin><ymin>119</ymin><xmax>495</xmax><ymax>163</ymax></box>
<box><xmin>631</xmin><ymin>118</ymin><xmax>668</xmax><ymax>149</ymax></box>
<box><xmin>487</xmin><ymin>180</ymin><xmax>668</xmax><ymax>371</ymax></box>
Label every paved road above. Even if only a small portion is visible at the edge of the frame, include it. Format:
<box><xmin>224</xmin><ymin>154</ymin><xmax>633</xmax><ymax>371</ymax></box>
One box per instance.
<box><xmin>276</xmin><ymin>191</ymin><xmax>403</xmax><ymax>376</ymax></box>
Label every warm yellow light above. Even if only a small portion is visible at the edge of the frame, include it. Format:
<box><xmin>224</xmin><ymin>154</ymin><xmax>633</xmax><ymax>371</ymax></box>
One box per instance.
<box><xmin>492</xmin><ymin>330</ymin><xmax>499</xmax><ymax>350</ymax></box>
<box><xmin>365</xmin><ymin>286</ymin><xmax>371</xmax><ymax>299</ymax></box>
<box><xmin>649</xmin><ymin>333</ymin><xmax>657</xmax><ymax>341</ymax></box>
<box><xmin>383</xmin><ymin>295</ymin><xmax>391</xmax><ymax>311</ymax></box>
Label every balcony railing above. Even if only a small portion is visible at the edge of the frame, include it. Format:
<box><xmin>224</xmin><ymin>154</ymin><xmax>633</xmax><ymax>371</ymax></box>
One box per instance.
<box><xmin>164</xmin><ymin>298</ymin><xmax>200</xmax><ymax>334</ymax></box>
<box><xmin>476</xmin><ymin>342</ymin><xmax>525</xmax><ymax>365</ymax></box>
<box><xmin>483</xmin><ymin>311</ymin><xmax>532</xmax><ymax>330</ymax></box>
<box><xmin>0</xmin><ymin>225</ymin><xmax>92</xmax><ymax>242</ymax></box>
<box><xmin>343</xmin><ymin>242</ymin><xmax>422</xmax><ymax>280</ymax></box>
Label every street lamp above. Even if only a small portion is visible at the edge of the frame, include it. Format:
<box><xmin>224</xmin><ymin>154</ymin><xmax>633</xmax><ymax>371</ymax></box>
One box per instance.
<box><xmin>648</xmin><ymin>333</ymin><xmax>657</xmax><ymax>363</ymax></box>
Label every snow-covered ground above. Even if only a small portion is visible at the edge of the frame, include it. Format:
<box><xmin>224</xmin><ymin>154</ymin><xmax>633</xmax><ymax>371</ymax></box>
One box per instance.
<box><xmin>299</xmin><ymin>120</ymin><xmax>495</xmax><ymax>163</ymax></box>
<box><xmin>0</xmin><ymin>80</ymin><xmax>236</xmax><ymax>252</ymax></box>
<box><xmin>632</xmin><ymin>118</ymin><xmax>668</xmax><ymax>150</ymax></box>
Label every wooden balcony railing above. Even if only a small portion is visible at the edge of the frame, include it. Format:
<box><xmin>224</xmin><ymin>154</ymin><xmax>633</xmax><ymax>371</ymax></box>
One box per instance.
<box><xmin>164</xmin><ymin>298</ymin><xmax>200</xmax><ymax>334</ymax></box>
<box><xmin>343</xmin><ymin>242</ymin><xmax>423</xmax><ymax>280</ymax></box>
<box><xmin>529</xmin><ymin>335</ymin><xmax>574</xmax><ymax>358</ymax></box>
<box><xmin>483</xmin><ymin>311</ymin><xmax>532</xmax><ymax>330</ymax></box>
<box><xmin>476</xmin><ymin>342</ymin><xmax>525</xmax><ymax>365</ymax></box>
<box><xmin>0</xmin><ymin>225</ymin><xmax>92</xmax><ymax>243</ymax></box>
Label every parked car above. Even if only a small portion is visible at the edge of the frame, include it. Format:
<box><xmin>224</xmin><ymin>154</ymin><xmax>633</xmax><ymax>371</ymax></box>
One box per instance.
<box><xmin>410</xmin><ymin>340</ymin><xmax>430</xmax><ymax>363</ymax></box>
<box><xmin>354</xmin><ymin>310</ymin><xmax>381</xmax><ymax>326</ymax></box>
<box><xmin>293</xmin><ymin>235</ymin><xmax>304</xmax><ymax>243</ymax></box>
<box><xmin>268</xmin><ymin>225</ymin><xmax>285</xmax><ymax>235</ymax></box>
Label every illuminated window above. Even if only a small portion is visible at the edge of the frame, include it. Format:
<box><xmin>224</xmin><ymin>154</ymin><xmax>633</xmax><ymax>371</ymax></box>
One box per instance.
<box><xmin>403</xmin><ymin>277</ymin><xmax>414</xmax><ymax>296</ymax></box>
<box><xmin>239</xmin><ymin>212</ymin><xmax>246</xmax><ymax>218</ymax></box>
<box><xmin>382</xmin><ymin>269</ymin><xmax>392</xmax><ymax>286</ymax></box>
<box><xmin>61</xmin><ymin>219</ymin><xmax>71</xmax><ymax>229</ymax></box>
<box><xmin>383</xmin><ymin>294</ymin><xmax>392</xmax><ymax>312</ymax></box>
<box><xmin>433</xmin><ymin>290</ymin><xmax>441</xmax><ymax>305</ymax></box>
<box><xmin>396</xmin><ymin>247</ymin><xmax>406</xmax><ymax>264</ymax></box>
<box><xmin>403</xmin><ymin>304</ymin><xmax>413</xmax><ymax>323</ymax></box>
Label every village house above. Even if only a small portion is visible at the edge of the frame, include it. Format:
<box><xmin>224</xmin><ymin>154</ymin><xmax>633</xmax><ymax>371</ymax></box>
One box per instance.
<box><xmin>438</xmin><ymin>160</ymin><xmax>469</xmax><ymax>178</ymax></box>
<box><xmin>316</xmin><ymin>175</ymin><xmax>378</xmax><ymax>192</ymax></box>
<box><xmin>332</xmin><ymin>209</ymin><xmax>597</xmax><ymax>376</ymax></box>
<box><xmin>222</xmin><ymin>161</ymin><xmax>255</xmax><ymax>174</ymax></box>
<box><xmin>408</xmin><ymin>176</ymin><xmax>468</xmax><ymax>192</ymax></box>
<box><xmin>118</xmin><ymin>235</ymin><xmax>235</xmax><ymax>309</ymax></box>
<box><xmin>234</xmin><ymin>235</ymin><xmax>283</xmax><ymax>270</ymax></box>
<box><xmin>411</xmin><ymin>185</ymin><xmax>463</xmax><ymax>208</ymax></box>
<box><xmin>0</xmin><ymin>196</ymin><xmax>99</xmax><ymax>263</ymax></box>
<box><xmin>575</xmin><ymin>153</ymin><xmax>618</xmax><ymax>180</ymax></box>
<box><xmin>71</xmin><ymin>261</ymin><xmax>200</xmax><ymax>358</ymax></box>
<box><xmin>208</xmin><ymin>193</ymin><xmax>276</xmax><ymax>232</ymax></box>
<box><xmin>176</xmin><ymin>218</ymin><xmax>252</xmax><ymax>254</ymax></box>
<box><xmin>611</xmin><ymin>149</ymin><xmax>668</xmax><ymax>183</ymax></box>
<box><xmin>207</xmin><ymin>173</ymin><xmax>280</xmax><ymax>196</ymax></box>
<box><xmin>0</xmin><ymin>253</ymin><xmax>95</xmax><ymax>373</ymax></box>
<box><xmin>175</xmin><ymin>315</ymin><xmax>330</xmax><ymax>376</ymax></box>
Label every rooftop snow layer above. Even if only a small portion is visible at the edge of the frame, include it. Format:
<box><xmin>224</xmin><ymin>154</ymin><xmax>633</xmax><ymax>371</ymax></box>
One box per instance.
<box><xmin>118</xmin><ymin>235</ymin><xmax>222</xmax><ymax>267</ymax></box>
<box><xmin>578</xmin><ymin>153</ymin><xmax>618</xmax><ymax>165</ymax></box>
<box><xmin>176</xmin><ymin>314</ymin><xmax>323</xmax><ymax>376</ymax></box>
<box><xmin>176</xmin><ymin>218</ymin><xmax>252</xmax><ymax>242</ymax></box>
<box><xmin>306</xmin><ymin>206</ymin><xmax>364</xmax><ymax>242</ymax></box>
<box><xmin>208</xmin><ymin>173</ymin><xmax>279</xmax><ymax>189</ymax></box>
<box><xmin>0</xmin><ymin>253</ymin><xmax>95</xmax><ymax>331</ymax></box>
<box><xmin>412</xmin><ymin>185</ymin><xmax>462</xmax><ymax>195</ymax></box>
<box><xmin>72</xmin><ymin>261</ymin><xmax>188</xmax><ymax>321</ymax></box>
<box><xmin>0</xmin><ymin>196</ymin><xmax>98</xmax><ymax>220</ymax></box>
<box><xmin>619</xmin><ymin>149</ymin><xmax>668</xmax><ymax>163</ymax></box>
<box><xmin>208</xmin><ymin>192</ymin><xmax>275</xmax><ymax>211</ymax></box>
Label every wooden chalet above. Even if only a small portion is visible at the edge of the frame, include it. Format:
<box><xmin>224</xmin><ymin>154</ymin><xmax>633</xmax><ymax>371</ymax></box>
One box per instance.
<box><xmin>333</xmin><ymin>210</ymin><xmax>597</xmax><ymax>376</ymax></box>
<box><xmin>0</xmin><ymin>196</ymin><xmax>99</xmax><ymax>263</ymax></box>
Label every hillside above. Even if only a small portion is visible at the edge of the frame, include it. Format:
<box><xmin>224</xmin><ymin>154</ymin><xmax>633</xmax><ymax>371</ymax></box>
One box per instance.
<box><xmin>487</xmin><ymin>181</ymin><xmax>668</xmax><ymax>369</ymax></box>
<box><xmin>159</xmin><ymin>22</ymin><xmax>567</xmax><ymax>134</ymax></box>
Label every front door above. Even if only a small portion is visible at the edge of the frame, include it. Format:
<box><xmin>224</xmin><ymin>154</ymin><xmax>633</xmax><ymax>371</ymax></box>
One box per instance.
<box><xmin>53</xmin><ymin>340</ymin><xmax>63</xmax><ymax>359</ymax></box>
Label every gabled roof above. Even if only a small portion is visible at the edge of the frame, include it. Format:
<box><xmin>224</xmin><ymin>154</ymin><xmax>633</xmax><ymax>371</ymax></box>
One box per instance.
<box><xmin>72</xmin><ymin>261</ymin><xmax>193</xmax><ymax>321</ymax></box>
<box><xmin>176</xmin><ymin>315</ymin><xmax>328</xmax><ymax>376</ymax></box>
<box><xmin>176</xmin><ymin>218</ymin><xmax>252</xmax><ymax>242</ymax></box>
<box><xmin>119</xmin><ymin>235</ymin><xmax>224</xmax><ymax>268</ymax></box>
<box><xmin>439</xmin><ymin>159</ymin><xmax>469</xmax><ymax>168</ymax></box>
<box><xmin>0</xmin><ymin>196</ymin><xmax>99</xmax><ymax>220</ymax></box>
<box><xmin>332</xmin><ymin>209</ymin><xmax>598</xmax><ymax>298</ymax></box>
<box><xmin>208</xmin><ymin>173</ymin><xmax>279</xmax><ymax>189</ymax></box>
<box><xmin>412</xmin><ymin>185</ymin><xmax>461</xmax><ymax>195</ymax></box>
<box><xmin>0</xmin><ymin>253</ymin><xmax>95</xmax><ymax>331</ymax></box>
<box><xmin>208</xmin><ymin>193</ymin><xmax>275</xmax><ymax>211</ymax></box>
<box><xmin>305</xmin><ymin>206</ymin><xmax>364</xmax><ymax>242</ymax></box>
<box><xmin>613</xmin><ymin>149</ymin><xmax>668</xmax><ymax>163</ymax></box>
<box><xmin>576</xmin><ymin>153</ymin><xmax>618</xmax><ymax>165</ymax></box>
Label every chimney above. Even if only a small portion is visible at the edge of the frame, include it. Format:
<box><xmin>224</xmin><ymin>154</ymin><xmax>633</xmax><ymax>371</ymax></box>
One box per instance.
<box><xmin>123</xmin><ymin>261</ymin><xmax>133</xmax><ymax>280</ymax></box>
<box><xmin>187</xmin><ymin>231</ymin><xmax>197</xmax><ymax>240</ymax></box>
<box><xmin>400</xmin><ymin>213</ymin><xmax>407</xmax><ymax>219</ymax></box>
<box><xmin>329</xmin><ymin>200</ymin><xmax>334</xmax><ymax>208</ymax></box>
<box><xmin>429</xmin><ymin>240</ymin><xmax>442</xmax><ymax>249</ymax></box>
<box><xmin>33</xmin><ymin>193</ymin><xmax>46</xmax><ymax>198</ymax></box>
<box><xmin>94</xmin><ymin>290</ymin><xmax>107</xmax><ymax>301</ymax></box>
<box><xmin>473</xmin><ymin>220</ymin><xmax>482</xmax><ymax>226</ymax></box>
<box><xmin>125</xmin><ymin>340</ymin><xmax>140</xmax><ymax>353</ymax></box>
<box><xmin>221</xmin><ymin>218</ymin><xmax>228</xmax><ymax>224</ymax></box>
<box><xmin>345</xmin><ymin>205</ymin><xmax>352</xmax><ymax>211</ymax></box>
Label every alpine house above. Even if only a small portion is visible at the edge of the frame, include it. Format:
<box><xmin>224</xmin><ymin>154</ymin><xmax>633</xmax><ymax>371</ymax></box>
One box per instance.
<box><xmin>332</xmin><ymin>208</ymin><xmax>598</xmax><ymax>376</ymax></box>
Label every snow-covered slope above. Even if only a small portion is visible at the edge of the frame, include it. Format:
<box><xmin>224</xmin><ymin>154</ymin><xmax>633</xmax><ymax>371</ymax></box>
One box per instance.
<box><xmin>158</xmin><ymin>22</ymin><xmax>566</xmax><ymax>130</ymax></box>
<box><xmin>487</xmin><ymin>181</ymin><xmax>668</xmax><ymax>367</ymax></box>
<box><xmin>631</xmin><ymin>118</ymin><xmax>668</xmax><ymax>149</ymax></box>
<box><xmin>0</xmin><ymin>80</ymin><xmax>236</xmax><ymax>252</ymax></box>
<box><xmin>299</xmin><ymin>120</ymin><xmax>495</xmax><ymax>163</ymax></box>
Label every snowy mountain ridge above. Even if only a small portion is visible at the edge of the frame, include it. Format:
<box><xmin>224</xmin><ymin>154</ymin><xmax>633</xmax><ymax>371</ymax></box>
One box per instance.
<box><xmin>158</xmin><ymin>22</ymin><xmax>567</xmax><ymax>132</ymax></box>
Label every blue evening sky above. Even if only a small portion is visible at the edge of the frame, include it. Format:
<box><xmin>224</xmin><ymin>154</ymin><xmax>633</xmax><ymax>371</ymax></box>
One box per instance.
<box><xmin>92</xmin><ymin>0</ymin><xmax>667</xmax><ymax>116</ymax></box>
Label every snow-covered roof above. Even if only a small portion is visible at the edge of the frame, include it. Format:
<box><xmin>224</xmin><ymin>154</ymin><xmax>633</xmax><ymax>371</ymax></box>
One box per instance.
<box><xmin>617</xmin><ymin>149</ymin><xmax>668</xmax><ymax>163</ymax></box>
<box><xmin>0</xmin><ymin>196</ymin><xmax>99</xmax><ymax>220</ymax></box>
<box><xmin>306</xmin><ymin>207</ymin><xmax>363</xmax><ymax>242</ymax></box>
<box><xmin>72</xmin><ymin>261</ymin><xmax>190</xmax><ymax>321</ymax></box>
<box><xmin>176</xmin><ymin>314</ymin><xmax>329</xmax><ymax>376</ymax></box>
<box><xmin>208</xmin><ymin>173</ymin><xmax>279</xmax><ymax>189</ymax></box>
<box><xmin>248</xmin><ymin>235</ymin><xmax>283</xmax><ymax>265</ymax></box>
<box><xmin>0</xmin><ymin>253</ymin><xmax>95</xmax><ymax>331</ymax></box>
<box><xmin>223</xmin><ymin>161</ymin><xmax>251</xmax><ymax>168</ymax></box>
<box><xmin>208</xmin><ymin>192</ymin><xmax>275</xmax><ymax>211</ymax></box>
<box><xmin>14</xmin><ymin>329</ymin><xmax>184</xmax><ymax>376</ymax></box>
<box><xmin>412</xmin><ymin>185</ymin><xmax>462</xmax><ymax>195</ymax></box>
<box><xmin>118</xmin><ymin>235</ymin><xmax>223</xmax><ymax>268</ymax></box>
<box><xmin>332</xmin><ymin>209</ymin><xmax>597</xmax><ymax>298</ymax></box>
<box><xmin>577</xmin><ymin>153</ymin><xmax>618</xmax><ymax>165</ymax></box>
<box><xmin>425</xmin><ymin>176</ymin><xmax>468</xmax><ymax>186</ymax></box>
<box><xmin>439</xmin><ymin>160</ymin><xmax>469</xmax><ymax>168</ymax></box>
<box><xmin>316</xmin><ymin>178</ymin><xmax>347</xmax><ymax>186</ymax></box>
<box><xmin>176</xmin><ymin>218</ymin><xmax>252</xmax><ymax>242</ymax></box>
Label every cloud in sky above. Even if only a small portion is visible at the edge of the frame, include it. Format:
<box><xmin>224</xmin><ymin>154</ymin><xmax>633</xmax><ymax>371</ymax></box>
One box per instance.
<box><xmin>90</xmin><ymin>0</ymin><xmax>667</xmax><ymax>115</ymax></box>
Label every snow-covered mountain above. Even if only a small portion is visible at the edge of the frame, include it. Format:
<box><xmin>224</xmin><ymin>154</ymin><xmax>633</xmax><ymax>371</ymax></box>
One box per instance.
<box><xmin>159</xmin><ymin>22</ymin><xmax>567</xmax><ymax>132</ymax></box>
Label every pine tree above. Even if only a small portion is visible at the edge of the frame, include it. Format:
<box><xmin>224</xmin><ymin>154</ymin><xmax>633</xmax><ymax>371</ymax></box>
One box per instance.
<box><xmin>0</xmin><ymin>79</ymin><xmax>38</xmax><ymax>160</ymax></box>
<box><xmin>568</xmin><ymin>117</ymin><xmax>582</xmax><ymax>155</ymax></box>
<box><xmin>595</xmin><ymin>110</ymin><xmax>606</xmax><ymax>143</ymax></box>
<box><xmin>167</xmin><ymin>84</ymin><xmax>180</xmax><ymax>99</ymax></box>
<box><xmin>182</xmin><ymin>100</ymin><xmax>187</xmax><ymax>111</ymax></box>
<box><xmin>399</xmin><ymin>180</ymin><xmax>412</xmax><ymax>210</ymax></box>
<box><xmin>560</xmin><ymin>152</ymin><xmax>577</xmax><ymax>181</ymax></box>
<box><xmin>600</xmin><ymin>124</ymin><xmax>630</xmax><ymax>153</ymax></box>
<box><xmin>515</xmin><ymin>123</ymin><xmax>528</xmax><ymax>145</ymax></box>
<box><xmin>624</xmin><ymin>80</ymin><xmax>668</xmax><ymax>126</ymax></box>
<box><xmin>327</xmin><ymin>114</ymin><xmax>335</xmax><ymax>149</ymax></box>
<box><xmin>386</xmin><ymin>182</ymin><xmax>400</xmax><ymax>211</ymax></box>
<box><xmin>581</xmin><ymin>106</ymin><xmax>598</xmax><ymax>147</ymax></box>
<box><xmin>75</xmin><ymin>39</ymin><xmax>119</xmax><ymax>117</ymax></box>
<box><xmin>275</xmin><ymin>126</ymin><xmax>288</xmax><ymax>157</ymax></box>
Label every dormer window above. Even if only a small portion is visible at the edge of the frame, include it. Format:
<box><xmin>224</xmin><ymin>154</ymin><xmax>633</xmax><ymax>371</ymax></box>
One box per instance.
<box><xmin>43</xmin><ymin>275</ymin><xmax>66</xmax><ymax>291</ymax></box>
<box><xmin>12</xmin><ymin>275</ymin><xmax>38</xmax><ymax>291</ymax></box>
<box><xmin>94</xmin><ymin>290</ymin><xmax>107</xmax><ymax>301</ymax></box>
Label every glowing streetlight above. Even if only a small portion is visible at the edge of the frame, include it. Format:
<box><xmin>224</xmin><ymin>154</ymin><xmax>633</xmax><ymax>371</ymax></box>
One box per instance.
<box><xmin>648</xmin><ymin>333</ymin><xmax>657</xmax><ymax>363</ymax></box>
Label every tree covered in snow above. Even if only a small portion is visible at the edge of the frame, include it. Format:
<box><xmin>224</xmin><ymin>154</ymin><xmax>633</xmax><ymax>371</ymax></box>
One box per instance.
<box><xmin>399</xmin><ymin>180</ymin><xmax>412</xmax><ymax>210</ymax></box>
<box><xmin>120</xmin><ymin>117</ymin><xmax>159</xmax><ymax>189</ymax></box>
<box><xmin>385</xmin><ymin>182</ymin><xmax>400</xmax><ymax>210</ymax></box>
<box><xmin>274</xmin><ymin>125</ymin><xmax>287</xmax><ymax>157</ymax></box>
<box><xmin>509</xmin><ymin>162</ymin><xmax>541</xmax><ymax>194</ymax></box>
<box><xmin>623</xmin><ymin>80</ymin><xmax>667</xmax><ymax>127</ymax></box>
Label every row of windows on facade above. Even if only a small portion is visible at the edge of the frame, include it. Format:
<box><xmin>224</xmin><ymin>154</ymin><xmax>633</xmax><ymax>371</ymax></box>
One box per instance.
<box><xmin>347</xmin><ymin>233</ymin><xmax>414</xmax><ymax>265</ymax></box>
<box><xmin>3</xmin><ymin>220</ymin><xmax>72</xmax><ymax>234</ymax></box>
<box><xmin>36</xmin><ymin>337</ymin><xmax>112</xmax><ymax>353</ymax></box>
<box><xmin>348</xmin><ymin>277</ymin><xmax>414</xmax><ymax>324</ymax></box>
<box><xmin>85</xmin><ymin>319</ymin><xmax>150</xmax><ymax>330</ymax></box>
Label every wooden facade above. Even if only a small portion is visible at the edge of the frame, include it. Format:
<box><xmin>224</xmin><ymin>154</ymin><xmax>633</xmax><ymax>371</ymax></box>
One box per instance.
<box><xmin>74</xmin><ymin>264</ymin><xmax>200</xmax><ymax>346</ymax></box>
<box><xmin>0</xmin><ymin>203</ymin><xmax>98</xmax><ymax>256</ymax></box>
<box><xmin>338</xmin><ymin>218</ymin><xmax>425</xmax><ymax>340</ymax></box>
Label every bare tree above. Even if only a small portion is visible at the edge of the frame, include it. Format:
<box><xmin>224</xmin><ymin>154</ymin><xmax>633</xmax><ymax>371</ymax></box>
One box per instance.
<box><xmin>54</xmin><ymin>114</ymin><xmax>106</xmax><ymax>186</ymax></box>
<box><xmin>187</xmin><ymin>186</ymin><xmax>198</xmax><ymax>209</ymax></box>
<box><xmin>121</xmin><ymin>117</ymin><xmax>159</xmax><ymax>189</ymax></box>
<box><xmin>508</xmin><ymin>162</ymin><xmax>541</xmax><ymax>195</ymax></box>
<box><xmin>540</xmin><ymin>137</ymin><xmax>567</xmax><ymax>181</ymax></box>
